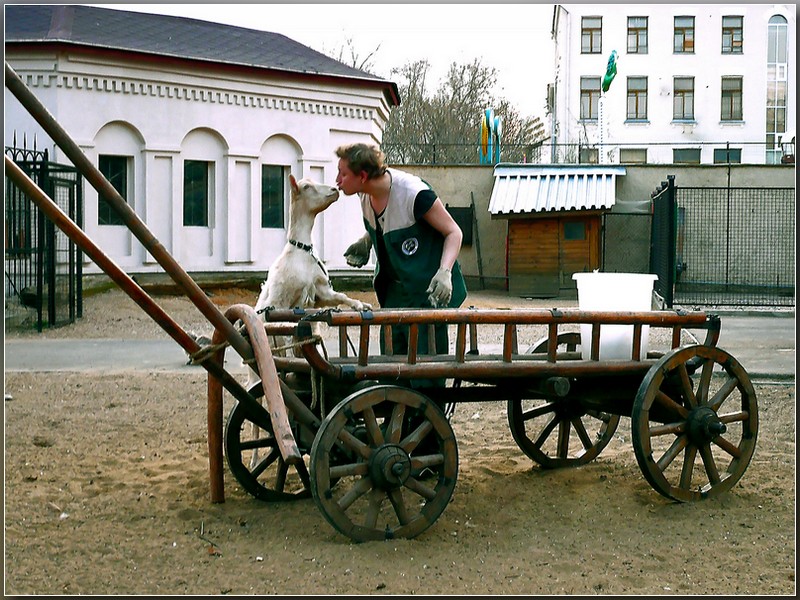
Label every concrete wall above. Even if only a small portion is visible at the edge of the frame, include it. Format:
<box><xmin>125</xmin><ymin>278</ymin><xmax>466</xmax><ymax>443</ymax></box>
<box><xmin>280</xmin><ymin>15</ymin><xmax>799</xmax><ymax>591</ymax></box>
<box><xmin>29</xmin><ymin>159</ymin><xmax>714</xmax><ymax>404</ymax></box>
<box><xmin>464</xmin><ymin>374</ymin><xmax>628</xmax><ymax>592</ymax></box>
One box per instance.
<box><xmin>400</xmin><ymin>163</ymin><xmax>796</xmax><ymax>290</ymax></box>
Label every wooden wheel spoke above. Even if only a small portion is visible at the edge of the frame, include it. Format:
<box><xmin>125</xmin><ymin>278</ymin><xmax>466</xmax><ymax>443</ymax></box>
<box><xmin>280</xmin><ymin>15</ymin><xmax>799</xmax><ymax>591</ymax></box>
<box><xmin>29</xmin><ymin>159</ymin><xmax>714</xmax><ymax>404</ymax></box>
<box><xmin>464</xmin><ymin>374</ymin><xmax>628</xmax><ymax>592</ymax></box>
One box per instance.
<box><xmin>649</xmin><ymin>421</ymin><xmax>686</xmax><ymax>437</ymax></box>
<box><xmin>586</xmin><ymin>410</ymin><xmax>613</xmax><ymax>426</ymax></box>
<box><xmin>386</xmin><ymin>402</ymin><xmax>407</xmax><ymax>444</ymax></box>
<box><xmin>337</xmin><ymin>476</ymin><xmax>373</xmax><ymax>511</ymax></box>
<box><xmin>677</xmin><ymin>363</ymin><xmax>698</xmax><ymax>409</ymax></box>
<box><xmin>532</xmin><ymin>415</ymin><xmax>560</xmax><ymax>450</ymax></box>
<box><xmin>388</xmin><ymin>488</ymin><xmax>413</xmax><ymax>525</ymax></box>
<box><xmin>401</xmin><ymin>420</ymin><xmax>434</xmax><ymax>453</ymax></box>
<box><xmin>411</xmin><ymin>453</ymin><xmax>444</xmax><ymax>471</ymax></box>
<box><xmin>557</xmin><ymin>420</ymin><xmax>571</xmax><ymax>457</ymax></box>
<box><xmin>364</xmin><ymin>488</ymin><xmax>384</xmax><ymax>529</ymax></box>
<box><xmin>295</xmin><ymin>460</ymin><xmax>312</xmax><ymax>490</ymax></box>
<box><xmin>404</xmin><ymin>475</ymin><xmax>437</xmax><ymax>500</ymax></box>
<box><xmin>275</xmin><ymin>459</ymin><xmax>289</xmax><ymax>491</ymax></box>
<box><xmin>522</xmin><ymin>401</ymin><xmax>557</xmax><ymax>422</ymax></box>
<box><xmin>337</xmin><ymin>427</ymin><xmax>372</xmax><ymax>460</ymax></box>
<box><xmin>362</xmin><ymin>406</ymin><xmax>385</xmax><ymax>446</ymax></box>
<box><xmin>655</xmin><ymin>389</ymin><xmax>689</xmax><ymax>419</ymax></box>
<box><xmin>239</xmin><ymin>436</ymin><xmax>274</xmax><ymax>451</ymax></box>
<box><xmin>699</xmin><ymin>444</ymin><xmax>722</xmax><ymax>484</ymax></box>
<box><xmin>719</xmin><ymin>410</ymin><xmax>749</xmax><ymax>425</ymax></box>
<box><xmin>708</xmin><ymin>376</ymin><xmax>739</xmax><ymax>411</ymax></box>
<box><xmin>679</xmin><ymin>445</ymin><xmax>698</xmax><ymax>489</ymax></box>
<box><xmin>712</xmin><ymin>434</ymin><xmax>742</xmax><ymax>459</ymax></box>
<box><xmin>571</xmin><ymin>417</ymin><xmax>594</xmax><ymax>451</ymax></box>
<box><xmin>251</xmin><ymin>447</ymin><xmax>280</xmax><ymax>477</ymax></box>
<box><xmin>696</xmin><ymin>358</ymin><xmax>714</xmax><ymax>405</ymax></box>
<box><xmin>330</xmin><ymin>461</ymin><xmax>369</xmax><ymax>479</ymax></box>
<box><xmin>655</xmin><ymin>434</ymin><xmax>688</xmax><ymax>471</ymax></box>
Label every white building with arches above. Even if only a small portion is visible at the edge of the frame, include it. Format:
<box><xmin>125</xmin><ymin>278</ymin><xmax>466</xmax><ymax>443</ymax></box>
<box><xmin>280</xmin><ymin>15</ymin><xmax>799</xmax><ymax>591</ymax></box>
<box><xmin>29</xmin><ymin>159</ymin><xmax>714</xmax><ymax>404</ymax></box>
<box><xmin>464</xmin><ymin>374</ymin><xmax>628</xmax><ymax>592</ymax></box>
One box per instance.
<box><xmin>4</xmin><ymin>5</ymin><xmax>399</xmax><ymax>276</ymax></box>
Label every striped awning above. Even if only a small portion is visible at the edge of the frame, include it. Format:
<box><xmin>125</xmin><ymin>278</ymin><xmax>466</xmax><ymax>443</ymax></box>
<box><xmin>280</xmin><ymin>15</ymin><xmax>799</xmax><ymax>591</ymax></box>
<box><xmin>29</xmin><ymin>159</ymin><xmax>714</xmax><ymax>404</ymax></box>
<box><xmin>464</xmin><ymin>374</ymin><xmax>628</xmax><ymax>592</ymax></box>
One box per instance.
<box><xmin>488</xmin><ymin>165</ymin><xmax>626</xmax><ymax>216</ymax></box>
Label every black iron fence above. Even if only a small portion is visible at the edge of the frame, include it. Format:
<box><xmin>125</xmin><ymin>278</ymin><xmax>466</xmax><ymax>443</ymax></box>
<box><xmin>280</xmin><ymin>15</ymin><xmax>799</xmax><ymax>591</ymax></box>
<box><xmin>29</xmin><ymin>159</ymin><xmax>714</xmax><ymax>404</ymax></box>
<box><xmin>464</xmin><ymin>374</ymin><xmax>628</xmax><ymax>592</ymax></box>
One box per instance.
<box><xmin>5</xmin><ymin>145</ymin><xmax>83</xmax><ymax>330</ymax></box>
<box><xmin>649</xmin><ymin>175</ymin><xmax>795</xmax><ymax>308</ymax></box>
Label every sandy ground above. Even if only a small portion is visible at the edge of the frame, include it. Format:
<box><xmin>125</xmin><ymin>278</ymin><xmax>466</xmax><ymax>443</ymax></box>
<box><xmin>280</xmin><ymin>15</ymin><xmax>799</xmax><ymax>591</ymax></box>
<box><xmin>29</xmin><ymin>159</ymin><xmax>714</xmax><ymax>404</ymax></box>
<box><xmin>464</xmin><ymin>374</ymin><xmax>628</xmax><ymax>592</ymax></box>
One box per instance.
<box><xmin>4</xmin><ymin>287</ymin><xmax>796</xmax><ymax>595</ymax></box>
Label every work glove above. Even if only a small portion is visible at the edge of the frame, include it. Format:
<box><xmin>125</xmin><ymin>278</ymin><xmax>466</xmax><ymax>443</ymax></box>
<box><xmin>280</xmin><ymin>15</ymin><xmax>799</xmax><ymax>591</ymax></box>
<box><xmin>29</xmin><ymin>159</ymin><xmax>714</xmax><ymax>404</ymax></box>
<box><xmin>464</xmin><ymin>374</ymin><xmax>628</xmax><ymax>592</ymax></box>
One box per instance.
<box><xmin>344</xmin><ymin>234</ymin><xmax>372</xmax><ymax>268</ymax></box>
<box><xmin>426</xmin><ymin>267</ymin><xmax>453</xmax><ymax>308</ymax></box>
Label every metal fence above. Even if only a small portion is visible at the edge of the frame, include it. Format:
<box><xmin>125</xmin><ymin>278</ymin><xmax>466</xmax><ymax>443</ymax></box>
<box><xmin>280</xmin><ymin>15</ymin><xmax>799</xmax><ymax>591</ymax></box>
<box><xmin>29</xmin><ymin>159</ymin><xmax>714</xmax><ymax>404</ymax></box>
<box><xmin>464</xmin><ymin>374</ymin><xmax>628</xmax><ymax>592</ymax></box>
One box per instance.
<box><xmin>5</xmin><ymin>145</ymin><xmax>83</xmax><ymax>330</ymax></box>
<box><xmin>674</xmin><ymin>185</ymin><xmax>795</xmax><ymax>307</ymax></box>
<box><xmin>382</xmin><ymin>140</ymin><xmax>794</xmax><ymax>166</ymax></box>
<box><xmin>649</xmin><ymin>175</ymin><xmax>795</xmax><ymax>308</ymax></box>
<box><xmin>602</xmin><ymin>212</ymin><xmax>653</xmax><ymax>274</ymax></box>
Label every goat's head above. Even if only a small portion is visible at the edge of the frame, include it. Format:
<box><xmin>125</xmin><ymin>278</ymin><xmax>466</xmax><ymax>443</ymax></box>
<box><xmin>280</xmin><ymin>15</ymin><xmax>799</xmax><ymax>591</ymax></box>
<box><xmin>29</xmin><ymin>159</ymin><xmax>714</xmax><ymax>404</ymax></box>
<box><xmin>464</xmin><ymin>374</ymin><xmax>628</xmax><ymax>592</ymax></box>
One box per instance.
<box><xmin>289</xmin><ymin>174</ymin><xmax>339</xmax><ymax>216</ymax></box>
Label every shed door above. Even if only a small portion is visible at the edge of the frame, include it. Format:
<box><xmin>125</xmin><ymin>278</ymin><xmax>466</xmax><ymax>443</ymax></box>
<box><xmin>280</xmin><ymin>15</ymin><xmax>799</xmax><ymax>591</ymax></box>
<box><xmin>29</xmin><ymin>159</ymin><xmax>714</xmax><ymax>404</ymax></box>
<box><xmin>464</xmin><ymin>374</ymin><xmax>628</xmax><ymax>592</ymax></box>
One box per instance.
<box><xmin>508</xmin><ymin>219</ymin><xmax>559</xmax><ymax>297</ymax></box>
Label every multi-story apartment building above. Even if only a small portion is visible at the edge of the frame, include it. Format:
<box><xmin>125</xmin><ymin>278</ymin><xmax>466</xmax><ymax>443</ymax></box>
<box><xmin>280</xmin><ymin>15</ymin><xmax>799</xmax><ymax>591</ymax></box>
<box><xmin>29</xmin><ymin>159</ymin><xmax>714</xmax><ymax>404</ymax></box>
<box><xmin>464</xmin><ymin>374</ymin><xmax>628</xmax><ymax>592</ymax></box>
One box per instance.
<box><xmin>548</xmin><ymin>4</ymin><xmax>796</xmax><ymax>165</ymax></box>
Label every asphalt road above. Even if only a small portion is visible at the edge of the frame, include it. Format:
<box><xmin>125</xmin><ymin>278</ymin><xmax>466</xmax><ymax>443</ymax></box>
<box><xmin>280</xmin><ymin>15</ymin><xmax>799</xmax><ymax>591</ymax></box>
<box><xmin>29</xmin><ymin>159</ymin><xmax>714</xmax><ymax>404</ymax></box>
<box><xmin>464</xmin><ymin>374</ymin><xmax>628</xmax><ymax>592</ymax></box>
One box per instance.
<box><xmin>5</xmin><ymin>313</ymin><xmax>794</xmax><ymax>382</ymax></box>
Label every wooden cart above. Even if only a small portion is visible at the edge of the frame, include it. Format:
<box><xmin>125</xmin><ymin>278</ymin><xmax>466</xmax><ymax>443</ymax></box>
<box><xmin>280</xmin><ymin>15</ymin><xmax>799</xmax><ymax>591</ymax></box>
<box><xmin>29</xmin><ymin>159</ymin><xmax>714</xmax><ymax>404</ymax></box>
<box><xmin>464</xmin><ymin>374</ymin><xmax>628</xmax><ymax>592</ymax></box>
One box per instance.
<box><xmin>6</xmin><ymin>61</ymin><xmax>758</xmax><ymax>545</ymax></box>
<box><xmin>211</xmin><ymin>305</ymin><xmax>758</xmax><ymax>543</ymax></box>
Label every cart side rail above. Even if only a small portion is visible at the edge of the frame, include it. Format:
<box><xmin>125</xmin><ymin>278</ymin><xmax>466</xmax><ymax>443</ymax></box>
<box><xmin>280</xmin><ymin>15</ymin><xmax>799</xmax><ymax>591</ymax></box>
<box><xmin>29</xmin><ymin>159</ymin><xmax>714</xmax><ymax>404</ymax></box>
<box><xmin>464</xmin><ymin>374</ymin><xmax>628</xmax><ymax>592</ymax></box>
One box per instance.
<box><xmin>258</xmin><ymin>307</ymin><xmax>721</xmax><ymax>382</ymax></box>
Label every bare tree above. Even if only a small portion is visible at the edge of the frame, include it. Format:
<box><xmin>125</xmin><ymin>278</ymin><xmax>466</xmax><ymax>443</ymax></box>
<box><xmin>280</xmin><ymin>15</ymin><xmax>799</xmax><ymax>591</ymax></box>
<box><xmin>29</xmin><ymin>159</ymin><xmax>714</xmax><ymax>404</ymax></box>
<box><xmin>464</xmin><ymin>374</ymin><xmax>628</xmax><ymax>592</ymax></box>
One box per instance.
<box><xmin>382</xmin><ymin>58</ymin><xmax>547</xmax><ymax>164</ymax></box>
<box><xmin>327</xmin><ymin>37</ymin><xmax>382</xmax><ymax>73</ymax></box>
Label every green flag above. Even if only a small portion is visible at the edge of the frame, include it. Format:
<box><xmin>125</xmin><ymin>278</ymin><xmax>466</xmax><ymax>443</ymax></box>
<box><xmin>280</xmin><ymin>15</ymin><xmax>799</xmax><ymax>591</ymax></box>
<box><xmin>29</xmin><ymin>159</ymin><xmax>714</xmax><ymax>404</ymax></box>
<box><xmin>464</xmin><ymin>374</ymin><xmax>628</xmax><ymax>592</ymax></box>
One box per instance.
<box><xmin>602</xmin><ymin>50</ymin><xmax>618</xmax><ymax>92</ymax></box>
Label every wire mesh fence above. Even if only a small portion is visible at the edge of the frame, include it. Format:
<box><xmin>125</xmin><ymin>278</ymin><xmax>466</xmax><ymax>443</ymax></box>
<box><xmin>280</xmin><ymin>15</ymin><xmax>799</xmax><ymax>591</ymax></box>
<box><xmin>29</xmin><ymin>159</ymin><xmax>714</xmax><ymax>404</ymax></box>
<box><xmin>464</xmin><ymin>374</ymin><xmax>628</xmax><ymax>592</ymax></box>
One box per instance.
<box><xmin>674</xmin><ymin>186</ymin><xmax>795</xmax><ymax>307</ymax></box>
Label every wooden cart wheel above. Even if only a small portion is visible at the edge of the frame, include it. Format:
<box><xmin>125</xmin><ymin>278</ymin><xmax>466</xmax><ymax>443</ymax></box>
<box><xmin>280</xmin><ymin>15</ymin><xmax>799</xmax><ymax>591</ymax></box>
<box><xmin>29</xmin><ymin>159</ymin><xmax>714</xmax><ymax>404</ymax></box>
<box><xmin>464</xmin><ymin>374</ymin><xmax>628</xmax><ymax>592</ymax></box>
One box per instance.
<box><xmin>631</xmin><ymin>345</ymin><xmax>758</xmax><ymax>502</ymax></box>
<box><xmin>224</xmin><ymin>382</ymin><xmax>314</xmax><ymax>501</ymax></box>
<box><xmin>510</xmin><ymin>331</ymin><xmax>619</xmax><ymax>468</ymax></box>
<box><xmin>508</xmin><ymin>396</ymin><xmax>620</xmax><ymax>468</ymax></box>
<box><xmin>526</xmin><ymin>331</ymin><xmax>581</xmax><ymax>355</ymax></box>
<box><xmin>309</xmin><ymin>385</ymin><xmax>458</xmax><ymax>542</ymax></box>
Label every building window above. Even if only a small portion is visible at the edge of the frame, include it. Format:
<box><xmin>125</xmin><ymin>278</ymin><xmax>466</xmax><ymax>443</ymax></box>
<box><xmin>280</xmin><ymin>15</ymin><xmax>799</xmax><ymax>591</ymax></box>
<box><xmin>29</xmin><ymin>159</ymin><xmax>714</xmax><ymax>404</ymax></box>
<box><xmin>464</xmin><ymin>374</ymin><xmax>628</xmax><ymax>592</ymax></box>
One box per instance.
<box><xmin>581</xmin><ymin>16</ymin><xmax>602</xmax><ymax>54</ymax></box>
<box><xmin>674</xmin><ymin>16</ymin><xmax>695</xmax><ymax>53</ymax></box>
<box><xmin>766</xmin><ymin>15</ymin><xmax>789</xmax><ymax>164</ymax></box>
<box><xmin>722</xmin><ymin>16</ymin><xmax>743</xmax><ymax>54</ymax></box>
<box><xmin>579</xmin><ymin>147</ymin><xmax>599</xmax><ymax>164</ymax></box>
<box><xmin>580</xmin><ymin>76</ymin><xmax>601</xmax><ymax>120</ymax></box>
<box><xmin>98</xmin><ymin>155</ymin><xmax>128</xmax><ymax>226</ymax></box>
<box><xmin>673</xmin><ymin>77</ymin><xmax>695</xmax><ymax>120</ymax></box>
<box><xmin>673</xmin><ymin>148</ymin><xmax>701</xmax><ymax>164</ymax></box>
<box><xmin>713</xmin><ymin>148</ymin><xmax>742</xmax><ymax>164</ymax></box>
<box><xmin>721</xmin><ymin>76</ymin><xmax>743</xmax><ymax>121</ymax></box>
<box><xmin>626</xmin><ymin>77</ymin><xmax>648</xmax><ymax>120</ymax></box>
<box><xmin>627</xmin><ymin>17</ymin><xmax>648</xmax><ymax>54</ymax></box>
<box><xmin>261</xmin><ymin>165</ymin><xmax>285</xmax><ymax>228</ymax></box>
<box><xmin>619</xmin><ymin>148</ymin><xmax>647</xmax><ymax>164</ymax></box>
<box><xmin>183</xmin><ymin>160</ymin><xmax>210</xmax><ymax>227</ymax></box>
<box><xmin>563</xmin><ymin>221</ymin><xmax>586</xmax><ymax>241</ymax></box>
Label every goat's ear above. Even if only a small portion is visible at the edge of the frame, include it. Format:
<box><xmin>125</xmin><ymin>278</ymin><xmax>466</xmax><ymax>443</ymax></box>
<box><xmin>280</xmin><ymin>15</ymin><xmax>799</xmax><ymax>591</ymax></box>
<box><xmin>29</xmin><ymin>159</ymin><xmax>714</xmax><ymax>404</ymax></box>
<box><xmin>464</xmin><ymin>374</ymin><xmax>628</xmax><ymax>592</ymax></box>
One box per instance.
<box><xmin>289</xmin><ymin>173</ymin><xmax>299</xmax><ymax>193</ymax></box>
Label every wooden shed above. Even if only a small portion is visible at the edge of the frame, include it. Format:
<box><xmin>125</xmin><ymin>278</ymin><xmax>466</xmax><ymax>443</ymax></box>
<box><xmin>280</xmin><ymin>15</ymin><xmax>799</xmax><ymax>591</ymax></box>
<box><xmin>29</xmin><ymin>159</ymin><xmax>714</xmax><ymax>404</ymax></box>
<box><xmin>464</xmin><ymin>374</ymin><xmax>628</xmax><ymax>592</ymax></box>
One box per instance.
<box><xmin>488</xmin><ymin>165</ymin><xmax>626</xmax><ymax>297</ymax></box>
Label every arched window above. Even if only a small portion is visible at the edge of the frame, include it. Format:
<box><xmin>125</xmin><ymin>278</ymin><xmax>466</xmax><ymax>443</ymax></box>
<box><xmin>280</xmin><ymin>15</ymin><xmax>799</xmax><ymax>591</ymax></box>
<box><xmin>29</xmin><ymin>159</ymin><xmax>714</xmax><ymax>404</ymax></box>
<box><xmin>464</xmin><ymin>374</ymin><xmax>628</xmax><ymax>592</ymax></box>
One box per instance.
<box><xmin>766</xmin><ymin>15</ymin><xmax>788</xmax><ymax>163</ymax></box>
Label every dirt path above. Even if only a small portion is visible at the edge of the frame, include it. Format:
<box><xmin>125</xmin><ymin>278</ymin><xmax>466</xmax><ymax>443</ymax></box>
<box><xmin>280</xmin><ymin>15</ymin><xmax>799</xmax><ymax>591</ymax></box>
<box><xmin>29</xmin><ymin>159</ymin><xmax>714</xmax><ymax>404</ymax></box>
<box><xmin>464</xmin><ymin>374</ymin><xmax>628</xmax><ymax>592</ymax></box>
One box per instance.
<box><xmin>3</xmin><ymin>288</ymin><xmax>796</xmax><ymax>595</ymax></box>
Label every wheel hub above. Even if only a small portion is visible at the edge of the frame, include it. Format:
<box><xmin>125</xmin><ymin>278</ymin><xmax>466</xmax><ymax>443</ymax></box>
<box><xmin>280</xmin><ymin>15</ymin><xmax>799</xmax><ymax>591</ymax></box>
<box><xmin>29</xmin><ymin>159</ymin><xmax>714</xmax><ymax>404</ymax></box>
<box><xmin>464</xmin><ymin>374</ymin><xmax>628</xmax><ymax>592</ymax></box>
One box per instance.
<box><xmin>368</xmin><ymin>444</ymin><xmax>411</xmax><ymax>490</ymax></box>
<box><xmin>687</xmin><ymin>406</ymin><xmax>727</xmax><ymax>445</ymax></box>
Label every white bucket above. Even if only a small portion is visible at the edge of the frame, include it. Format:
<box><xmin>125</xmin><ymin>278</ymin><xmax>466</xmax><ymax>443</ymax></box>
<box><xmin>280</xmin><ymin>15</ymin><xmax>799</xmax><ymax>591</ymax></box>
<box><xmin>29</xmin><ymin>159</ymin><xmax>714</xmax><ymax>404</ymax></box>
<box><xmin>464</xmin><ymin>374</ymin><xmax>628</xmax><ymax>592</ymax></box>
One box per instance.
<box><xmin>572</xmin><ymin>272</ymin><xmax>658</xmax><ymax>360</ymax></box>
